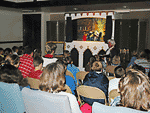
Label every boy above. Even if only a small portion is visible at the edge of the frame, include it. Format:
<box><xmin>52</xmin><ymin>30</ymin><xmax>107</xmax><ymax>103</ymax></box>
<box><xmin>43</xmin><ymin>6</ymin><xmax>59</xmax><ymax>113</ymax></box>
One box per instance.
<box><xmin>28</xmin><ymin>56</ymin><xmax>43</xmax><ymax>79</ymax></box>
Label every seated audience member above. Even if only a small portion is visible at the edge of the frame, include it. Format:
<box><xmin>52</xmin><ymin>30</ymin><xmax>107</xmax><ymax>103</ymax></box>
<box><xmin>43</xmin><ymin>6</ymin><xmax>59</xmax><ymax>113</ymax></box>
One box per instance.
<box><xmin>63</xmin><ymin>56</ymin><xmax>79</xmax><ymax>86</ymax></box>
<box><xmin>82</xmin><ymin>61</ymin><xmax>109</xmax><ymax>106</ymax></box>
<box><xmin>17</xmin><ymin>46</ymin><xmax>23</xmax><ymax>56</ymax></box>
<box><xmin>42</xmin><ymin>42</ymin><xmax>58</xmax><ymax>67</ymax></box>
<box><xmin>28</xmin><ymin>56</ymin><xmax>43</xmax><ymax>79</ymax></box>
<box><xmin>33</xmin><ymin>48</ymin><xmax>41</xmax><ymax>58</ymax></box>
<box><xmin>134</xmin><ymin>51</ymin><xmax>149</xmax><ymax>75</ymax></box>
<box><xmin>127</xmin><ymin>50</ymin><xmax>137</xmax><ymax>68</ymax></box>
<box><xmin>132</xmin><ymin>64</ymin><xmax>145</xmax><ymax>74</ymax></box>
<box><xmin>22</xmin><ymin>62</ymin><xmax>81</xmax><ymax>113</ymax></box>
<box><xmin>18</xmin><ymin>46</ymin><xmax>34</xmax><ymax>78</ymax></box>
<box><xmin>0</xmin><ymin>64</ymin><xmax>29</xmax><ymax>91</ymax></box>
<box><xmin>59</xmin><ymin>60</ymin><xmax>76</xmax><ymax>96</ymax></box>
<box><xmin>111</xmin><ymin>55</ymin><xmax>121</xmax><ymax>66</ymax></box>
<box><xmin>118</xmin><ymin>69</ymin><xmax>150</xmax><ymax>111</ymax></box>
<box><xmin>63</xmin><ymin>50</ymin><xmax>70</xmax><ymax>58</ymax></box>
<box><xmin>109</xmin><ymin>66</ymin><xmax>125</xmax><ymax>93</ymax></box>
<box><xmin>0</xmin><ymin>47</ymin><xmax>4</xmax><ymax>58</ymax></box>
<box><xmin>5</xmin><ymin>54</ymin><xmax>20</xmax><ymax>68</ymax></box>
<box><xmin>85</xmin><ymin>55</ymin><xmax>96</xmax><ymax>72</ymax></box>
<box><xmin>12</xmin><ymin>46</ymin><xmax>19</xmax><ymax>55</ymax></box>
<box><xmin>4</xmin><ymin>48</ymin><xmax>12</xmax><ymax>58</ymax></box>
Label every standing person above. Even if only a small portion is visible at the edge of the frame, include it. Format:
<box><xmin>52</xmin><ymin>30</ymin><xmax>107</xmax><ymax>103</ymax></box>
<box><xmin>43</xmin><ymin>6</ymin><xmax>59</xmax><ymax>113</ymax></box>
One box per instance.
<box><xmin>18</xmin><ymin>46</ymin><xmax>34</xmax><ymax>78</ymax></box>
<box><xmin>82</xmin><ymin>61</ymin><xmax>109</xmax><ymax>105</ymax></box>
<box><xmin>105</xmin><ymin>39</ymin><xmax>117</xmax><ymax>65</ymax></box>
<box><xmin>42</xmin><ymin>42</ymin><xmax>58</xmax><ymax>67</ymax></box>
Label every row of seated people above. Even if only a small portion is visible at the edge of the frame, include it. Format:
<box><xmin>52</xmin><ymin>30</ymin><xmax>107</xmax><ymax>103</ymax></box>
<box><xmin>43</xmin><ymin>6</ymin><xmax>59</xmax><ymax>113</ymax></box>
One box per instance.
<box><xmin>0</xmin><ymin>42</ymin><xmax>150</xmax><ymax>112</ymax></box>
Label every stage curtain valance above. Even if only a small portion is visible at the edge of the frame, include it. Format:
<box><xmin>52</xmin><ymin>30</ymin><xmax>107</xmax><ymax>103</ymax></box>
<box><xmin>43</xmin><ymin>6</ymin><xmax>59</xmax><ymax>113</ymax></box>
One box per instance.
<box><xmin>65</xmin><ymin>11</ymin><xmax>114</xmax><ymax>20</ymax></box>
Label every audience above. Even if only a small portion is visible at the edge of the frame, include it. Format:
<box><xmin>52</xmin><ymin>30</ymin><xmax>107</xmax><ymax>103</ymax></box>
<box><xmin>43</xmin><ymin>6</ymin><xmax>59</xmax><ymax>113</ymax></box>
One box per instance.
<box><xmin>24</xmin><ymin>62</ymin><xmax>81</xmax><ymax>113</ymax></box>
<box><xmin>28</xmin><ymin>56</ymin><xmax>43</xmax><ymax>79</ymax></box>
<box><xmin>63</xmin><ymin>56</ymin><xmax>80</xmax><ymax>86</ymax></box>
<box><xmin>12</xmin><ymin>46</ymin><xmax>19</xmax><ymax>55</ymax></box>
<box><xmin>0</xmin><ymin>47</ymin><xmax>4</xmax><ymax>58</ymax></box>
<box><xmin>42</xmin><ymin>42</ymin><xmax>58</xmax><ymax>67</ymax></box>
<box><xmin>127</xmin><ymin>50</ymin><xmax>137</xmax><ymax>68</ymax></box>
<box><xmin>58</xmin><ymin>60</ymin><xmax>77</xmax><ymax>96</ymax></box>
<box><xmin>119</xmin><ymin>69</ymin><xmax>150</xmax><ymax>111</ymax></box>
<box><xmin>5</xmin><ymin>54</ymin><xmax>20</xmax><ymax>68</ymax></box>
<box><xmin>85</xmin><ymin>55</ymin><xmax>96</xmax><ymax>72</ymax></box>
<box><xmin>18</xmin><ymin>46</ymin><xmax>34</xmax><ymax>78</ymax></box>
<box><xmin>108</xmin><ymin>66</ymin><xmax>125</xmax><ymax>93</ymax></box>
<box><xmin>82</xmin><ymin>61</ymin><xmax>109</xmax><ymax>106</ymax></box>
<box><xmin>0</xmin><ymin>64</ymin><xmax>29</xmax><ymax>91</ymax></box>
<box><xmin>4</xmin><ymin>48</ymin><xmax>12</xmax><ymax>58</ymax></box>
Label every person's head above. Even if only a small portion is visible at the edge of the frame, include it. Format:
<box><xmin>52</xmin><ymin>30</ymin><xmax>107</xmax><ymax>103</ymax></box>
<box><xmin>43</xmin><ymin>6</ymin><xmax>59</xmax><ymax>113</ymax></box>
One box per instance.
<box><xmin>107</xmin><ymin>39</ymin><xmax>116</xmax><ymax>48</ymax></box>
<box><xmin>112</xmin><ymin>55</ymin><xmax>121</xmax><ymax>65</ymax></box>
<box><xmin>33</xmin><ymin>48</ymin><xmax>41</xmax><ymax>58</ymax></box>
<box><xmin>138</xmin><ymin>51</ymin><xmax>147</xmax><ymax>59</ymax></box>
<box><xmin>23</xmin><ymin>46</ymin><xmax>33</xmax><ymax>55</ymax></box>
<box><xmin>91</xmin><ymin>61</ymin><xmax>103</xmax><ymax>71</ymax></box>
<box><xmin>0</xmin><ymin>48</ymin><xmax>4</xmax><ymax>55</ymax></box>
<box><xmin>89</xmin><ymin>56</ymin><xmax>96</xmax><ymax>64</ymax></box>
<box><xmin>39</xmin><ymin>62</ymin><xmax>66</xmax><ymax>93</ymax></box>
<box><xmin>63</xmin><ymin>50</ymin><xmax>70</xmax><ymax>58</ymax></box>
<box><xmin>33</xmin><ymin>56</ymin><xmax>43</xmax><ymax>70</ymax></box>
<box><xmin>5</xmin><ymin>54</ymin><xmax>20</xmax><ymax>68</ymax></box>
<box><xmin>12</xmin><ymin>46</ymin><xmax>19</xmax><ymax>53</ymax></box>
<box><xmin>119</xmin><ymin>69</ymin><xmax>150</xmax><ymax>111</ymax></box>
<box><xmin>114</xmin><ymin>66</ymin><xmax>125</xmax><ymax>78</ymax></box>
<box><xmin>4</xmin><ymin>48</ymin><xmax>12</xmax><ymax>56</ymax></box>
<box><xmin>131</xmin><ymin>50</ymin><xmax>137</xmax><ymax>57</ymax></box>
<box><xmin>45</xmin><ymin>43</ymin><xmax>57</xmax><ymax>55</ymax></box>
<box><xmin>132</xmin><ymin>64</ymin><xmax>145</xmax><ymax>74</ymax></box>
<box><xmin>17</xmin><ymin>46</ymin><xmax>23</xmax><ymax>55</ymax></box>
<box><xmin>0</xmin><ymin>64</ymin><xmax>28</xmax><ymax>87</ymax></box>
<box><xmin>62</xmin><ymin>56</ymin><xmax>73</xmax><ymax>66</ymax></box>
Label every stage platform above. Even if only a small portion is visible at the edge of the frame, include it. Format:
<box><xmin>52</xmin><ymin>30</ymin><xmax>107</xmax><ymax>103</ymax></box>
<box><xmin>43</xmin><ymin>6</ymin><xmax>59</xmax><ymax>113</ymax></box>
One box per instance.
<box><xmin>65</xmin><ymin>41</ymin><xmax>108</xmax><ymax>71</ymax></box>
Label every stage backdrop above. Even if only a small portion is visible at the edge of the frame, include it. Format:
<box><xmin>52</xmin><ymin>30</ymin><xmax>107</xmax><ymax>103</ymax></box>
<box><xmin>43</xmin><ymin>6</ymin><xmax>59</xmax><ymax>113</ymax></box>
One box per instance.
<box><xmin>76</xmin><ymin>18</ymin><xmax>106</xmax><ymax>41</ymax></box>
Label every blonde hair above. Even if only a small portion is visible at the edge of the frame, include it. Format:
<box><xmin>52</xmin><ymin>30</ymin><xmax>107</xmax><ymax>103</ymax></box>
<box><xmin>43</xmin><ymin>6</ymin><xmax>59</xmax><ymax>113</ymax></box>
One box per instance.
<box><xmin>119</xmin><ymin>69</ymin><xmax>150</xmax><ymax>111</ymax></box>
<box><xmin>39</xmin><ymin>62</ymin><xmax>65</xmax><ymax>93</ymax></box>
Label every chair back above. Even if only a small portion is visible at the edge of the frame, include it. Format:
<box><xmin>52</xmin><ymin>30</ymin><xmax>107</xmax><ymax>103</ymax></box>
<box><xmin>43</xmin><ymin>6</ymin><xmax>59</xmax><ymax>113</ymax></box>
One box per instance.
<box><xmin>22</xmin><ymin>88</ymin><xmax>72</xmax><ymax>113</ymax></box>
<box><xmin>27</xmin><ymin>77</ymin><xmax>40</xmax><ymax>89</ymax></box>
<box><xmin>0</xmin><ymin>82</ymin><xmax>25</xmax><ymax>113</ymax></box>
<box><xmin>106</xmin><ymin>65</ymin><xmax>117</xmax><ymax>74</ymax></box>
<box><xmin>76</xmin><ymin>85</ymin><xmax>108</xmax><ymax>105</ymax></box>
<box><xmin>76</xmin><ymin>71</ymin><xmax>89</xmax><ymax>85</ymax></box>
<box><xmin>92</xmin><ymin>102</ymin><xmax>149</xmax><ymax>113</ymax></box>
<box><xmin>66</xmin><ymin>70</ymin><xmax>74</xmax><ymax>79</ymax></box>
<box><xmin>109</xmin><ymin>89</ymin><xmax>120</xmax><ymax>105</ymax></box>
<box><xmin>64</xmin><ymin>84</ymin><xmax>72</xmax><ymax>94</ymax></box>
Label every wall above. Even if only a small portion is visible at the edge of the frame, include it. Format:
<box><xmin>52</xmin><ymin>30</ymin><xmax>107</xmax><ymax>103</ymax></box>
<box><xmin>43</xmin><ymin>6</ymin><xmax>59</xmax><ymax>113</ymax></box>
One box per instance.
<box><xmin>0</xmin><ymin>7</ymin><xmax>23</xmax><ymax>49</ymax></box>
<box><xmin>115</xmin><ymin>11</ymin><xmax>150</xmax><ymax>50</ymax></box>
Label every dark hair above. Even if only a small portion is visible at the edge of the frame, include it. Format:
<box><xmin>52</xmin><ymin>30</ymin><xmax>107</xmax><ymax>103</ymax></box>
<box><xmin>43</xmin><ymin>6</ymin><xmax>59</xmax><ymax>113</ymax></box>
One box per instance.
<box><xmin>0</xmin><ymin>48</ymin><xmax>4</xmax><ymax>53</ymax></box>
<box><xmin>33</xmin><ymin>49</ymin><xmax>41</xmax><ymax>58</ymax></box>
<box><xmin>132</xmin><ymin>64</ymin><xmax>145</xmax><ymax>74</ymax></box>
<box><xmin>4</xmin><ymin>48</ymin><xmax>12</xmax><ymax>56</ymax></box>
<box><xmin>0</xmin><ymin>64</ymin><xmax>28</xmax><ymax>87</ymax></box>
<box><xmin>63</xmin><ymin>50</ymin><xmax>69</xmax><ymax>54</ymax></box>
<box><xmin>33</xmin><ymin>56</ymin><xmax>43</xmax><ymax>67</ymax></box>
<box><xmin>91</xmin><ymin>61</ymin><xmax>102</xmax><ymax>71</ymax></box>
<box><xmin>23</xmin><ymin>46</ymin><xmax>33</xmax><ymax>54</ymax></box>
<box><xmin>5</xmin><ymin>54</ymin><xmax>20</xmax><ymax>67</ymax></box>
<box><xmin>17</xmin><ymin>46</ymin><xmax>23</xmax><ymax>55</ymax></box>
<box><xmin>45</xmin><ymin>43</ymin><xmax>57</xmax><ymax>54</ymax></box>
<box><xmin>119</xmin><ymin>69</ymin><xmax>150</xmax><ymax>111</ymax></box>
<box><xmin>12</xmin><ymin>46</ymin><xmax>18</xmax><ymax>53</ymax></box>
<box><xmin>62</xmin><ymin>56</ymin><xmax>72</xmax><ymax>66</ymax></box>
<box><xmin>114</xmin><ymin>66</ymin><xmax>125</xmax><ymax>78</ymax></box>
<box><xmin>39</xmin><ymin>62</ymin><xmax>65</xmax><ymax>93</ymax></box>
